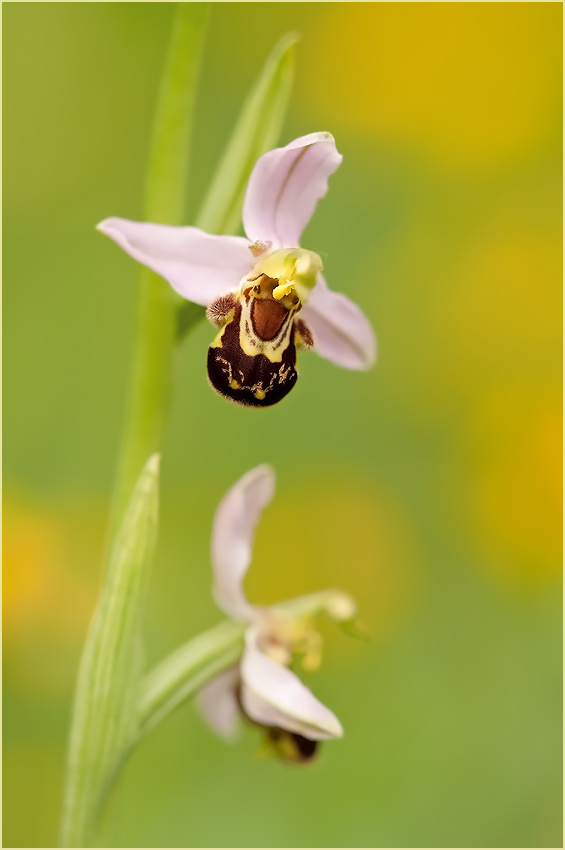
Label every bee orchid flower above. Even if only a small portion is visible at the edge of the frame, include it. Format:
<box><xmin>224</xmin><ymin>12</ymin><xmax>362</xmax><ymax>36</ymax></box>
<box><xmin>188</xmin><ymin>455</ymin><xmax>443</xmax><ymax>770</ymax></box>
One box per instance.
<box><xmin>198</xmin><ymin>464</ymin><xmax>357</xmax><ymax>763</ymax></box>
<box><xmin>97</xmin><ymin>133</ymin><xmax>376</xmax><ymax>407</ymax></box>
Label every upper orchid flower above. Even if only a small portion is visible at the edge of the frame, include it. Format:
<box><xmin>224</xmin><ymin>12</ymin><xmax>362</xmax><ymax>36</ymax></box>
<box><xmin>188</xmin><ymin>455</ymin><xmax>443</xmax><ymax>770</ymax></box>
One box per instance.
<box><xmin>198</xmin><ymin>464</ymin><xmax>357</xmax><ymax>763</ymax></box>
<box><xmin>97</xmin><ymin>132</ymin><xmax>376</xmax><ymax>407</ymax></box>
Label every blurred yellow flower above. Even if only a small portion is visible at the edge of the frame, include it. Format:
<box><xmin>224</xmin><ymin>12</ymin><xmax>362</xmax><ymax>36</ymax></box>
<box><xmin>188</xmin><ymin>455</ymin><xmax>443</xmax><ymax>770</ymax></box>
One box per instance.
<box><xmin>463</xmin><ymin>387</ymin><xmax>561</xmax><ymax>583</ymax></box>
<box><xmin>2</xmin><ymin>497</ymin><xmax>63</xmax><ymax>637</ymax></box>
<box><xmin>3</xmin><ymin>494</ymin><xmax>105</xmax><ymax>693</ymax></box>
<box><xmin>306</xmin><ymin>3</ymin><xmax>561</xmax><ymax>170</ymax></box>
<box><xmin>246</xmin><ymin>472</ymin><xmax>421</xmax><ymax>655</ymax></box>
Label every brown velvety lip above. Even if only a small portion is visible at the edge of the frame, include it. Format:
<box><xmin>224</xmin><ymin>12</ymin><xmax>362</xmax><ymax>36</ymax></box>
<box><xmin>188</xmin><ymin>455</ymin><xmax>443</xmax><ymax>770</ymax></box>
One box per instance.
<box><xmin>251</xmin><ymin>297</ymin><xmax>288</xmax><ymax>341</ymax></box>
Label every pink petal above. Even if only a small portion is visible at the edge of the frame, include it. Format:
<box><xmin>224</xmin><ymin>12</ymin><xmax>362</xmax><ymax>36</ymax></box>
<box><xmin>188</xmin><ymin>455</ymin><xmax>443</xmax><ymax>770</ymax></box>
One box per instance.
<box><xmin>97</xmin><ymin>218</ymin><xmax>253</xmax><ymax>306</ymax></box>
<box><xmin>240</xmin><ymin>629</ymin><xmax>343</xmax><ymax>740</ymax></box>
<box><xmin>197</xmin><ymin>666</ymin><xmax>241</xmax><ymax>739</ymax></box>
<box><xmin>211</xmin><ymin>466</ymin><xmax>275</xmax><ymax>622</ymax></box>
<box><xmin>242</xmin><ymin>133</ymin><xmax>343</xmax><ymax>248</ymax></box>
<box><xmin>301</xmin><ymin>275</ymin><xmax>377</xmax><ymax>370</ymax></box>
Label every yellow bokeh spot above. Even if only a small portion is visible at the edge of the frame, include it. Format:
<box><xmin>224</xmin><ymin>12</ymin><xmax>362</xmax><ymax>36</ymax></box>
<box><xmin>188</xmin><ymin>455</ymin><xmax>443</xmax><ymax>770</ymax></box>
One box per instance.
<box><xmin>380</xmin><ymin>210</ymin><xmax>561</xmax><ymax>585</ymax></box>
<box><xmin>2</xmin><ymin>499</ymin><xmax>62</xmax><ymax>638</ymax></box>
<box><xmin>306</xmin><ymin>4</ymin><xmax>561</xmax><ymax>170</ymax></box>
<box><xmin>3</xmin><ymin>493</ymin><xmax>106</xmax><ymax>694</ymax></box>
<box><xmin>462</xmin><ymin>387</ymin><xmax>562</xmax><ymax>583</ymax></box>
<box><xmin>247</xmin><ymin>474</ymin><xmax>422</xmax><ymax>658</ymax></box>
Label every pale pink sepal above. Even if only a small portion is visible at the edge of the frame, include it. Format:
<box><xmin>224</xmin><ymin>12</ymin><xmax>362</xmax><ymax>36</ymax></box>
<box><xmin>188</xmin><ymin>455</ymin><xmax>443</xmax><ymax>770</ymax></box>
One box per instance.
<box><xmin>243</xmin><ymin>133</ymin><xmax>343</xmax><ymax>249</ymax></box>
<box><xmin>211</xmin><ymin>465</ymin><xmax>275</xmax><ymax>622</ymax></box>
<box><xmin>97</xmin><ymin>217</ymin><xmax>253</xmax><ymax>306</ymax></box>
<box><xmin>240</xmin><ymin>629</ymin><xmax>343</xmax><ymax>740</ymax></box>
<box><xmin>197</xmin><ymin>666</ymin><xmax>241</xmax><ymax>740</ymax></box>
<box><xmin>302</xmin><ymin>275</ymin><xmax>377</xmax><ymax>370</ymax></box>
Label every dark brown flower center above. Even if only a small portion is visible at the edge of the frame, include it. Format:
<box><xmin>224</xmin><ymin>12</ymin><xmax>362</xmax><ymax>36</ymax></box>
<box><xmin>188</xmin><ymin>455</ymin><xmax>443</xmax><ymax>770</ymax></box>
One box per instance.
<box><xmin>266</xmin><ymin>727</ymin><xmax>319</xmax><ymax>764</ymax></box>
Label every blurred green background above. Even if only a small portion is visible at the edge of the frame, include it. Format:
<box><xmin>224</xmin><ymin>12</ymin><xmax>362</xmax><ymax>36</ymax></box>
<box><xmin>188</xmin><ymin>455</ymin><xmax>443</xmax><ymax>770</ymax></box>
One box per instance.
<box><xmin>3</xmin><ymin>3</ymin><xmax>562</xmax><ymax>847</ymax></box>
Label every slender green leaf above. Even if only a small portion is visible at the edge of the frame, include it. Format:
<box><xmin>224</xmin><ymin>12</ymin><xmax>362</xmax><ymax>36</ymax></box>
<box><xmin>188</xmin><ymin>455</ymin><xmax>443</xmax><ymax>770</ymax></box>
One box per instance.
<box><xmin>60</xmin><ymin>455</ymin><xmax>160</xmax><ymax>848</ymax></box>
<box><xmin>138</xmin><ymin>620</ymin><xmax>246</xmax><ymax>737</ymax></box>
<box><xmin>196</xmin><ymin>32</ymin><xmax>298</xmax><ymax>236</ymax></box>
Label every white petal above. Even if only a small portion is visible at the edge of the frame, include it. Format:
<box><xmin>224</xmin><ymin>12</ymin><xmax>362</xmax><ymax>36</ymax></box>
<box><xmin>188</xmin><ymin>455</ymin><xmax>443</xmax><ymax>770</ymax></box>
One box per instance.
<box><xmin>243</xmin><ymin>133</ymin><xmax>343</xmax><ymax>248</ymax></box>
<box><xmin>240</xmin><ymin>629</ymin><xmax>343</xmax><ymax>740</ymax></box>
<box><xmin>197</xmin><ymin>666</ymin><xmax>241</xmax><ymax>740</ymax></box>
<box><xmin>97</xmin><ymin>217</ymin><xmax>253</xmax><ymax>306</ymax></box>
<box><xmin>212</xmin><ymin>466</ymin><xmax>275</xmax><ymax>621</ymax></box>
<box><xmin>301</xmin><ymin>275</ymin><xmax>377</xmax><ymax>370</ymax></box>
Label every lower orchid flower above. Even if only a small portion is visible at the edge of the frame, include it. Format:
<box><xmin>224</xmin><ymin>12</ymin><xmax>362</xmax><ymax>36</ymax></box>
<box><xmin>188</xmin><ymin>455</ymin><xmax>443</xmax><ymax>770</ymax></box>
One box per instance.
<box><xmin>97</xmin><ymin>132</ymin><xmax>376</xmax><ymax>408</ymax></box>
<box><xmin>198</xmin><ymin>464</ymin><xmax>357</xmax><ymax>763</ymax></box>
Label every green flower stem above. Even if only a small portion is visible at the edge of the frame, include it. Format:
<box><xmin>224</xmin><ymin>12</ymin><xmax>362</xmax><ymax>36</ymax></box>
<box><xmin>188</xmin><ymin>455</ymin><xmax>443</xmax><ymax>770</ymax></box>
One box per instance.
<box><xmin>110</xmin><ymin>3</ymin><xmax>210</xmax><ymax>542</ymax></box>
<box><xmin>60</xmin><ymin>7</ymin><xmax>210</xmax><ymax>846</ymax></box>
<box><xmin>110</xmin><ymin>23</ymin><xmax>298</xmax><ymax>535</ymax></box>
<box><xmin>109</xmin><ymin>24</ymin><xmax>298</xmax><ymax>539</ymax></box>
<box><xmin>59</xmin><ymin>21</ymin><xmax>300</xmax><ymax>847</ymax></box>
<box><xmin>138</xmin><ymin>620</ymin><xmax>246</xmax><ymax>737</ymax></box>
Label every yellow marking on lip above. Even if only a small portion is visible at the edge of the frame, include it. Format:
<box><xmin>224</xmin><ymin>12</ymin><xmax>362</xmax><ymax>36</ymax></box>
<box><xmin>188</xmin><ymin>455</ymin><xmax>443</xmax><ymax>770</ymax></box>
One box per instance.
<box><xmin>209</xmin><ymin>318</ymin><xmax>232</xmax><ymax>349</ymax></box>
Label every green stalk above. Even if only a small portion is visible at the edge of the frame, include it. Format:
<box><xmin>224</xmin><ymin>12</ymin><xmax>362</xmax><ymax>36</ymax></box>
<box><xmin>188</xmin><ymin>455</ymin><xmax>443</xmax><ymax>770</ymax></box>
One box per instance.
<box><xmin>59</xmin><ymin>19</ymin><xmax>300</xmax><ymax>847</ymax></box>
<box><xmin>60</xmin><ymin>7</ymin><xmax>210</xmax><ymax>846</ymax></box>
<box><xmin>110</xmin><ymin>3</ymin><xmax>210</xmax><ymax>541</ymax></box>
